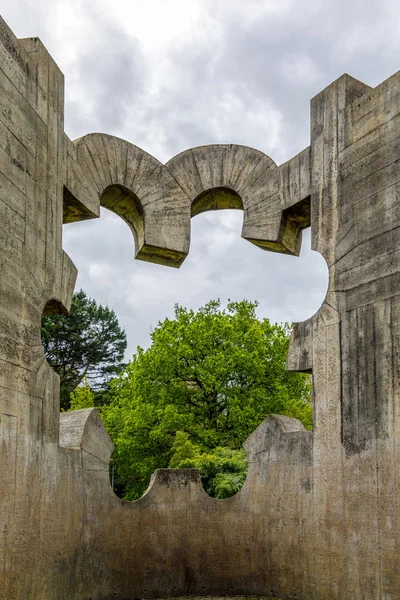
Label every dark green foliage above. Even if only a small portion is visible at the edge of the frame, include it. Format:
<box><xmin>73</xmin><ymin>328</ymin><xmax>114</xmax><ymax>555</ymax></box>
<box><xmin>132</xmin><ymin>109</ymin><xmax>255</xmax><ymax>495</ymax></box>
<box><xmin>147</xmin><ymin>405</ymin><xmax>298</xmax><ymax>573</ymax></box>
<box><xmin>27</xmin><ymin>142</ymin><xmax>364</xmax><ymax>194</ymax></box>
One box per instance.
<box><xmin>169</xmin><ymin>431</ymin><xmax>248</xmax><ymax>498</ymax></box>
<box><xmin>42</xmin><ymin>290</ymin><xmax>127</xmax><ymax>410</ymax></box>
<box><xmin>102</xmin><ymin>299</ymin><xmax>312</xmax><ymax>500</ymax></box>
<box><xmin>69</xmin><ymin>377</ymin><xmax>95</xmax><ymax>410</ymax></box>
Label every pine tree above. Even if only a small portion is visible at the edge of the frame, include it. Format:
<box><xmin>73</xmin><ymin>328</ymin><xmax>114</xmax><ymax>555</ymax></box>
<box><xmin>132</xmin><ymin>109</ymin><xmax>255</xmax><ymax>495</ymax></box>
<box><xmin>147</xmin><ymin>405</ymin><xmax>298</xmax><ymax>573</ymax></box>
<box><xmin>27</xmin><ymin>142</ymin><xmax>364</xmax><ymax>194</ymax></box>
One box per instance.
<box><xmin>42</xmin><ymin>290</ymin><xmax>127</xmax><ymax>410</ymax></box>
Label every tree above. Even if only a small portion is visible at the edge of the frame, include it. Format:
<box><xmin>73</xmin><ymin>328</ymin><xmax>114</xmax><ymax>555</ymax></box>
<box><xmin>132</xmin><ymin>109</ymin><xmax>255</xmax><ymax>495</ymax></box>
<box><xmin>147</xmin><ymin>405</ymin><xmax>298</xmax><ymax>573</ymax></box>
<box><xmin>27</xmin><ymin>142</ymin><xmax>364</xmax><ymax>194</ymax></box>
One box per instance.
<box><xmin>102</xmin><ymin>299</ymin><xmax>312</xmax><ymax>500</ymax></box>
<box><xmin>169</xmin><ymin>431</ymin><xmax>248</xmax><ymax>499</ymax></box>
<box><xmin>69</xmin><ymin>376</ymin><xmax>96</xmax><ymax>410</ymax></box>
<box><xmin>42</xmin><ymin>290</ymin><xmax>127</xmax><ymax>410</ymax></box>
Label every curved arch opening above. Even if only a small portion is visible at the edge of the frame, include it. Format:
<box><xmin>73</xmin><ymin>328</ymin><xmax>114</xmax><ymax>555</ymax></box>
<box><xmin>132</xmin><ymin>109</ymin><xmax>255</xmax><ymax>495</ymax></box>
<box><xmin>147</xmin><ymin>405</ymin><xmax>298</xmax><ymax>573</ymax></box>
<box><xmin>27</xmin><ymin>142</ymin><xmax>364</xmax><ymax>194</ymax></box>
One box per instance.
<box><xmin>60</xmin><ymin>205</ymin><xmax>328</xmax><ymax>502</ymax></box>
<box><xmin>100</xmin><ymin>184</ymin><xmax>144</xmax><ymax>257</ymax></box>
<box><xmin>42</xmin><ymin>298</ymin><xmax>68</xmax><ymax>317</ymax></box>
<box><xmin>191</xmin><ymin>186</ymin><xmax>243</xmax><ymax>217</ymax></box>
<box><xmin>41</xmin><ymin>299</ymin><xmax>70</xmax><ymax>411</ymax></box>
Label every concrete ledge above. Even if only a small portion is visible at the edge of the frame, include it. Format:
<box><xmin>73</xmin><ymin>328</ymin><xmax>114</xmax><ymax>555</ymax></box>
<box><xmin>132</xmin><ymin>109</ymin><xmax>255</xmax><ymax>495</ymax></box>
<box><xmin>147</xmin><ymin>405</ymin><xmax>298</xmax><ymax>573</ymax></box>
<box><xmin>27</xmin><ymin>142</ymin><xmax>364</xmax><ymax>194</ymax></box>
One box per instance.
<box><xmin>59</xmin><ymin>408</ymin><xmax>113</xmax><ymax>464</ymax></box>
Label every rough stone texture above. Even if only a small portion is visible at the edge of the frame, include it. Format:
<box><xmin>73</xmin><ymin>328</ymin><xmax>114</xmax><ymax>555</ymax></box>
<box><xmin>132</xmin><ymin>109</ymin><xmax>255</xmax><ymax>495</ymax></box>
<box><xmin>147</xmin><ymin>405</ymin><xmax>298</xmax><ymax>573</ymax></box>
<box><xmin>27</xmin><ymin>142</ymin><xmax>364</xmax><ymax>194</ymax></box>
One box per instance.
<box><xmin>1</xmin><ymin>15</ymin><xmax>400</xmax><ymax>600</ymax></box>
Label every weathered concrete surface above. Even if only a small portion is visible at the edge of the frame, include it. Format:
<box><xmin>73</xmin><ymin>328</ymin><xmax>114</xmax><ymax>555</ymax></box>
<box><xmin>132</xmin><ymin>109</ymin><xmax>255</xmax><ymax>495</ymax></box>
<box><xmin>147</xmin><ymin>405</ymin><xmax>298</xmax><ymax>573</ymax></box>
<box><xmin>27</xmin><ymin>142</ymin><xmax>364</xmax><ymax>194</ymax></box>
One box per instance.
<box><xmin>1</xmin><ymin>14</ymin><xmax>400</xmax><ymax>600</ymax></box>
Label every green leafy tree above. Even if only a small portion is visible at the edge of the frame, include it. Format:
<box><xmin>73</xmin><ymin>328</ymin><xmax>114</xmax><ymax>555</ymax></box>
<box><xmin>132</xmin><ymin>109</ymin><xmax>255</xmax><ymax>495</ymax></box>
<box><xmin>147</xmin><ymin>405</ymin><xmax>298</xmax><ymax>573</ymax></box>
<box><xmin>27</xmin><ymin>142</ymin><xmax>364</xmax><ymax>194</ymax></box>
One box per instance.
<box><xmin>42</xmin><ymin>290</ymin><xmax>127</xmax><ymax>410</ymax></box>
<box><xmin>69</xmin><ymin>377</ymin><xmax>96</xmax><ymax>411</ymax></box>
<box><xmin>169</xmin><ymin>431</ymin><xmax>248</xmax><ymax>498</ymax></box>
<box><xmin>102</xmin><ymin>299</ymin><xmax>312</xmax><ymax>500</ymax></box>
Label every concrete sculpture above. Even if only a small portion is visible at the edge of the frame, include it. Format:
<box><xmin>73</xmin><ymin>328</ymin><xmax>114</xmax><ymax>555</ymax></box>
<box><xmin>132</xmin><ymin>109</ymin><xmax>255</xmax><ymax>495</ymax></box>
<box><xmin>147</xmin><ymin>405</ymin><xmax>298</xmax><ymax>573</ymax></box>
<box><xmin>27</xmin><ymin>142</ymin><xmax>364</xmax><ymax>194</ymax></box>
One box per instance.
<box><xmin>1</xmin><ymin>14</ymin><xmax>400</xmax><ymax>599</ymax></box>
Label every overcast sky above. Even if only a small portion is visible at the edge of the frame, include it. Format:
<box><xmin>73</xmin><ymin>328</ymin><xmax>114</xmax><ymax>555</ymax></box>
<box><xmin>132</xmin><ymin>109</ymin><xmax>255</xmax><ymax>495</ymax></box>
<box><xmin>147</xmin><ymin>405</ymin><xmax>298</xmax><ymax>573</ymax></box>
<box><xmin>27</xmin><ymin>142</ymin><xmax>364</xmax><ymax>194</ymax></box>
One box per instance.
<box><xmin>3</xmin><ymin>0</ymin><xmax>399</xmax><ymax>356</ymax></box>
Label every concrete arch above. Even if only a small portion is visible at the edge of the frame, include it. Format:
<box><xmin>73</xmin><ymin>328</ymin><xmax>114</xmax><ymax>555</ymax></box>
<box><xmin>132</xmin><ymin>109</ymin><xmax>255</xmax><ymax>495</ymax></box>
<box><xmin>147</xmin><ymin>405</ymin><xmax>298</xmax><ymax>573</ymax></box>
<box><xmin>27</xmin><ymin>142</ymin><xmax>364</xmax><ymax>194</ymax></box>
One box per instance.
<box><xmin>167</xmin><ymin>144</ymin><xmax>310</xmax><ymax>255</ymax></box>
<box><xmin>66</xmin><ymin>133</ymin><xmax>191</xmax><ymax>267</ymax></box>
<box><xmin>65</xmin><ymin>136</ymin><xmax>311</xmax><ymax>266</ymax></box>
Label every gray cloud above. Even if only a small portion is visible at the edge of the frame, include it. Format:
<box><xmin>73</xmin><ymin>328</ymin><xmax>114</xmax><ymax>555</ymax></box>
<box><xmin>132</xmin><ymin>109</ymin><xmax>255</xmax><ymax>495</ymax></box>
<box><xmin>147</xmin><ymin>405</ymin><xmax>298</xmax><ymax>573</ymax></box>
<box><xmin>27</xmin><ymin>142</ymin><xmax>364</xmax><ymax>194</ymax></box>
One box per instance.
<box><xmin>2</xmin><ymin>0</ymin><xmax>397</xmax><ymax>355</ymax></box>
<box><xmin>63</xmin><ymin>208</ymin><xmax>328</xmax><ymax>356</ymax></box>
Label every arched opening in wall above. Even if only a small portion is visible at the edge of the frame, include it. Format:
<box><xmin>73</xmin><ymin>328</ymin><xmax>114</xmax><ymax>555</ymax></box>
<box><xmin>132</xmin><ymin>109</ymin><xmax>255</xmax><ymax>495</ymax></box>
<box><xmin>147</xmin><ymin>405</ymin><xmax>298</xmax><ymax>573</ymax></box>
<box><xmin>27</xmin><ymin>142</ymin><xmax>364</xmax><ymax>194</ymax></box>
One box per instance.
<box><xmin>56</xmin><ymin>196</ymin><xmax>328</xmax><ymax>501</ymax></box>
<box><xmin>41</xmin><ymin>288</ymin><xmax>127</xmax><ymax>412</ymax></box>
<box><xmin>100</xmin><ymin>184</ymin><xmax>144</xmax><ymax>256</ymax></box>
<box><xmin>41</xmin><ymin>298</ymin><xmax>79</xmax><ymax>413</ymax></box>
<box><xmin>191</xmin><ymin>187</ymin><xmax>243</xmax><ymax>217</ymax></box>
<box><xmin>42</xmin><ymin>184</ymin><xmax>143</xmax><ymax>411</ymax></box>
<box><xmin>42</xmin><ymin>298</ymin><xmax>68</xmax><ymax>316</ymax></box>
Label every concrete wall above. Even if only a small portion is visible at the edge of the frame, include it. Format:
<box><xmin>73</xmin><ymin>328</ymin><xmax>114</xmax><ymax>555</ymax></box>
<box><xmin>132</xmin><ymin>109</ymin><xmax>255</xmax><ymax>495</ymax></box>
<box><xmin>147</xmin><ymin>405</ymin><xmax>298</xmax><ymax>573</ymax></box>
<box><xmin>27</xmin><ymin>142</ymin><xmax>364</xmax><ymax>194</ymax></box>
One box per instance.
<box><xmin>1</xmin><ymin>15</ymin><xmax>400</xmax><ymax>599</ymax></box>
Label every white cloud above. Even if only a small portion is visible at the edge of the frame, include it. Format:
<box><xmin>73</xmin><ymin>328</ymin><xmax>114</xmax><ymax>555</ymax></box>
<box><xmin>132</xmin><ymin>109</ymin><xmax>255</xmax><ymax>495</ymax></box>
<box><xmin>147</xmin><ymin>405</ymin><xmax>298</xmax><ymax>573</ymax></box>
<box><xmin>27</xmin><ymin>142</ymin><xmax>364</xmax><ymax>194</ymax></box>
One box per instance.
<box><xmin>110</xmin><ymin>0</ymin><xmax>214</xmax><ymax>50</ymax></box>
<box><xmin>63</xmin><ymin>208</ymin><xmax>328</xmax><ymax>356</ymax></box>
<box><xmin>3</xmin><ymin>0</ymin><xmax>395</xmax><ymax>357</ymax></box>
<box><xmin>280</xmin><ymin>53</ymin><xmax>321</xmax><ymax>86</ymax></box>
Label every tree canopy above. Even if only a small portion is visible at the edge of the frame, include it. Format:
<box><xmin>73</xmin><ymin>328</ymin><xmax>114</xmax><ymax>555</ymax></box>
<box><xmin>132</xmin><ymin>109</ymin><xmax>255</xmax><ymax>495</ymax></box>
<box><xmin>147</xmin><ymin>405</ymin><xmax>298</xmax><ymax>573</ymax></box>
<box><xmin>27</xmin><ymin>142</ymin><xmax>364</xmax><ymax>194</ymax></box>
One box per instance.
<box><xmin>102</xmin><ymin>299</ymin><xmax>312</xmax><ymax>500</ymax></box>
<box><xmin>169</xmin><ymin>431</ymin><xmax>248</xmax><ymax>498</ymax></box>
<box><xmin>42</xmin><ymin>290</ymin><xmax>127</xmax><ymax>410</ymax></box>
